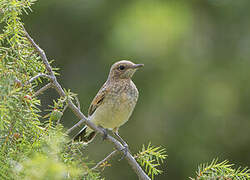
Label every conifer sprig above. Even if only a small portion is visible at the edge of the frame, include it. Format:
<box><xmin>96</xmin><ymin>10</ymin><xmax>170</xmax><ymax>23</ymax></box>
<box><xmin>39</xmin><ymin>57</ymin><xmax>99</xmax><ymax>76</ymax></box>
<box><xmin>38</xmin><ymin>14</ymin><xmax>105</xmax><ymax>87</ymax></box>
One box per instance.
<box><xmin>134</xmin><ymin>142</ymin><xmax>167</xmax><ymax>179</ymax></box>
<box><xmin>190</xmin><ymin>159</ymin><xmax>250</xmax><ymax>180</ymax></box>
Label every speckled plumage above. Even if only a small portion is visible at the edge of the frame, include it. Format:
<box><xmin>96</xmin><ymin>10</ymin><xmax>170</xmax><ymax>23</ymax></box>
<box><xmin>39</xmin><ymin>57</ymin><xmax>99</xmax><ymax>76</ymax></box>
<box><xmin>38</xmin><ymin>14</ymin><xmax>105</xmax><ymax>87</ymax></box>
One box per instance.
<box><xmin>74</xmin><ymin>60</ymin><xmax>143</xmax><ymax>143</ymax></box>
<box><xmin>91</xmin><ymin>79</ymin><xmax>138</xmax><ymax>130</ymax></box>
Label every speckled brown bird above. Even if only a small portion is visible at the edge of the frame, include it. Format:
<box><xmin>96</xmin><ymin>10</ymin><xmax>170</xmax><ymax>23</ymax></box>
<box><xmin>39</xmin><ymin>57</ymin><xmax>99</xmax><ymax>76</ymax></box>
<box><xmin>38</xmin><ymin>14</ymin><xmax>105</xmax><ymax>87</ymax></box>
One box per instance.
<box><xmin>73</xmin><ymin>60</ymin><xmax>143</xmax><ymax>145</ymax></box>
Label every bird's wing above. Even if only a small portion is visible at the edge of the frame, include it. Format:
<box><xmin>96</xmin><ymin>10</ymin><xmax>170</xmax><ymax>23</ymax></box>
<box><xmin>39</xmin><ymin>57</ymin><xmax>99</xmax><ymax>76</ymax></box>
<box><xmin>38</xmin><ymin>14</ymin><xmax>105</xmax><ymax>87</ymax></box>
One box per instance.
<box><xmin>88</xmin><ymin>83</ymin><xmax>109</xmax><ymax>116</ymax></box>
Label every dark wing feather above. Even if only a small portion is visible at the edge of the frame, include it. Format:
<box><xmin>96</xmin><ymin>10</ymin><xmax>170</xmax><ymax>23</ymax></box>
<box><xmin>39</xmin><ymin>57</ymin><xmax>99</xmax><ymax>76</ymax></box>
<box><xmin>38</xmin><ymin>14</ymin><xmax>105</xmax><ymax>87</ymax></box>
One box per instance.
<box><xmin>88</xmin><ymin>83</ymin><xmax>109</xmax><ymax>116</ymax></box>
<box><xmin>73</xmin><ymin>83</ymin><xmax>109</xmax><ymax>143</ymax></box>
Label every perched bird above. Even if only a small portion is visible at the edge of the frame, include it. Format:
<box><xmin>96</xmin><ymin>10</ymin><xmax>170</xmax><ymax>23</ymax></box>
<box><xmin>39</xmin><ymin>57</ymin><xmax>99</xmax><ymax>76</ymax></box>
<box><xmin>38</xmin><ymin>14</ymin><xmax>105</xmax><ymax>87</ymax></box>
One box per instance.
<box><xmin>73</xmin><ymin>60</ymin><xmax>143</xmax><ymax>146</ymax></box>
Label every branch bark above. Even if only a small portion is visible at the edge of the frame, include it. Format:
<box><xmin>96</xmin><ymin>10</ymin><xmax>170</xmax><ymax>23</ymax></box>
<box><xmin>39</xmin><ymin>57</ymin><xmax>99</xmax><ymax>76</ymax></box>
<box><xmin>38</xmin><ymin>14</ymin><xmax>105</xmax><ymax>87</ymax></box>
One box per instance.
<box><xmin>32</xmin><ymin>83</ymin><xmax>53</xmax><ymax>97</ymax></box>
<box><xmin>22</xmin><ymin>25</ymin><xmax>151</xmax><ymax>180</ymax></box>
<box><xmin>91</xmin><ymin>150</ymin><xmax>118</xmax><ymax>171</ymax></box>
<box><xmin>26</xmin><ymin>73</ymin><xmax>51</xmax><ymax>85</ymax></box>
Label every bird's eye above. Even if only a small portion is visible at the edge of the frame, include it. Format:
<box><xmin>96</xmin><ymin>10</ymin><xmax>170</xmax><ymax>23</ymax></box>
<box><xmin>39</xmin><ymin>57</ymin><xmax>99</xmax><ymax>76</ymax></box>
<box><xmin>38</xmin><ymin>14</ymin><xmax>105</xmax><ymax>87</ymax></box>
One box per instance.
<box><xmin>118</xmin><ymin>65</ymin><xmax>125</xmax><ymax>70</ymax></box>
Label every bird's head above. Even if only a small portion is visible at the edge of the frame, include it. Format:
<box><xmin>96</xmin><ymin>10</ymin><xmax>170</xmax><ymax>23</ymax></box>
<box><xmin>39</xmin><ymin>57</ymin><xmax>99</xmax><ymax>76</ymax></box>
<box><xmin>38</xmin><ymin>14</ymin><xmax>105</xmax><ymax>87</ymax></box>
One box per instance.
<box><xmin>108</xmin><ymin>60</ymin><xmax>144</xmax><ymax>80</ymax></box>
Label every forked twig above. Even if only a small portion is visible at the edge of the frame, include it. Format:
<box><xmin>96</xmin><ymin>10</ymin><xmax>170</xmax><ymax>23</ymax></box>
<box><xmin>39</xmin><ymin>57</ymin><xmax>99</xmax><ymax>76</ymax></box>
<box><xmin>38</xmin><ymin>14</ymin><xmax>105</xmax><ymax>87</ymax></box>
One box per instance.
<box><xmin>91</xmin><ymin>150</ymin><xmax>118</xmax><ymax>171</ymax></box>
<box><xmin>26</xmin><ymin>73</ymin><xmax>52</xmax><ymax>85</ymax></box>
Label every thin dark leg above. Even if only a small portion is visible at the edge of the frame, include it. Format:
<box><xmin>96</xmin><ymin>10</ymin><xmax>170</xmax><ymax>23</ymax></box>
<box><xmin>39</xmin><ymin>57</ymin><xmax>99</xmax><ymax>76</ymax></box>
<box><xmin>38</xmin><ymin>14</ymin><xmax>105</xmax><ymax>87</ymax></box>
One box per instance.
<box><xmin>99</xmin><ymin>127</ymin><xmax>108</xmax><ymax>141</ymax></box>
<box><xmin>113</xmin><ymin>131</ymin><xmax>129</xmax><ymax>160</ymax></box>
<box><xmin>114</xmin><ymin>131</ymin><xmax>128</xmax><ymax>147</ymax></box>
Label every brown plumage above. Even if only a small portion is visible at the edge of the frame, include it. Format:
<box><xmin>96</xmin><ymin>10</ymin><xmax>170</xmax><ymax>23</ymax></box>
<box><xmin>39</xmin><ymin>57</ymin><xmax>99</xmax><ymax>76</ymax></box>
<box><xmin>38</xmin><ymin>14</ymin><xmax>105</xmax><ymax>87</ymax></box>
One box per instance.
<box><xmin>73</xmin><ymin>60</ymin><xmax>143</xmax><ymax>143</ymax></box>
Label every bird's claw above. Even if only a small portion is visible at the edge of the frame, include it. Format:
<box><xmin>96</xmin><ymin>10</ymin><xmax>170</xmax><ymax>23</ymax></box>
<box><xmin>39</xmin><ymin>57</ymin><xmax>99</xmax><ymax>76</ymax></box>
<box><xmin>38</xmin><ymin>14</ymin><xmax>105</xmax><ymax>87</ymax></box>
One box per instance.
<box><xmin>119</xmin><ymin>144</ymin><xmax>128</xmax><ymax>161</ymax></box>
<box><xmin>101</xmin><ymin>128</ymin><xmax>108</xmax><ymax>141</ymax></box>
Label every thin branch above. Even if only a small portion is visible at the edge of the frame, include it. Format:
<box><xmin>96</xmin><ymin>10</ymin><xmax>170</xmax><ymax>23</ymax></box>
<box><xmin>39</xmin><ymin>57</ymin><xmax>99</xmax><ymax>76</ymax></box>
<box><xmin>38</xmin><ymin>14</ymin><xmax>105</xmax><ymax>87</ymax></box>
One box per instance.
<box><xmin>26</xmin><ymin>73</ymin><xmax>52</xmax><ymax>85</ymax></box>
<box><xmin>14</xmin><ymin>73</ymin><xmax>51</xmax><ymax>88</ymax></box>
<box><xmin>57</xmin><ymin>104</ymin><xmax>68</xmax><ymax>124</ymax></box>
<box><xmin>75</xmin><ymin>96</ymin><xmax>81</xmax><ymax>109</ymax></box>
<box><xmin>66</xmin><ymin>118</ymin><xmax>85</xmax><ymax>134</ymax></box>
<box><xmin>62</xmin><ymin>104</ymin><xmax>68</xmax><ymax>114</ymax></box>
<box><xmin>22</xmin><ymin>25</ymin><xmax>151</xmax><ymax>180</ymax></box>
<box><xmin>32</xmin><ymin>83</ymin><xmax>52</xmax><ymax>97</ymax></box>
<box><xmin>21</xmin><ymin>24</ymin><xmax>54</xmax><ymax>76</ymax></box>
<box><xmin>91</xmin><ymin>150</ymin><xmax>118</xmax><ymax>171</ymax></box>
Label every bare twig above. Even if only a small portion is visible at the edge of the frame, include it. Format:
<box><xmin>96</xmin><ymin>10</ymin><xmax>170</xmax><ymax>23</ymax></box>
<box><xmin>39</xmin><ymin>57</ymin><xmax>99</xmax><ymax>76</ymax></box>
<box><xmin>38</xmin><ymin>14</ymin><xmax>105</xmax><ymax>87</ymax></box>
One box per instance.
<box><xmin>22</xmin><ymin>25</ymin><xmax>150</xmax><ymax>180</ymax></box>
<box><xmin>14</xmin><ymin>73</ymin><xmax>51</xmax><ymax>88</ymax></box>
<box><xmin>66</xmin><ymin>117</ymin><xmax>85</xmax><ymax>134</ymax></box>
<box><xmin>57</xmin><ymin>104</ymin><xmax>68</xmax><ymax>124</ymax></box>
<box><xmin>91</xmin><ymin>150</ymin><xmax>118</xmax><ymax>171</ymax></box>
<box><xmin>32</xmin><ymin>83</ymin><xmax>52</xmax><ymax>97</ymax></box>
<box><xmin>62</xmin><ymin>104</ymin><xmax>68</xmax><ymax>113</ymax></box>
<box><xmin>75</xmin><ymin>96</ymin><xmax>81</xmax><ymax>109</ymax></box>
<box><xmin>26</xmin><ymin>73</ymin><xmax>51</xmax><ymax>85</ymax></box>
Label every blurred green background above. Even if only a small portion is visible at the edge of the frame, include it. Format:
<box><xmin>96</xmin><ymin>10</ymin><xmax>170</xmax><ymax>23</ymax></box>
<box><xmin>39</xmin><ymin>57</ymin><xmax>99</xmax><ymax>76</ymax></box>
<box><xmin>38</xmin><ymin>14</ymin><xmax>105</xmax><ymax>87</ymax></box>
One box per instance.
<box><xmin>24</xmin><ymin>0</ymin><xmax>250</xmax><ymax>179</ymax></box>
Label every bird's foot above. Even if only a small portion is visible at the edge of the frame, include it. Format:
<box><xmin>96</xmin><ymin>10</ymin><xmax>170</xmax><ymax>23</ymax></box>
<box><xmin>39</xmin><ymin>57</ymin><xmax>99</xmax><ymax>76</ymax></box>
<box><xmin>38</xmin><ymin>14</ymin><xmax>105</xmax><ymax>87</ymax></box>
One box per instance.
<box><xmin>100</xmin><ymin>127</ymin><xmax>108</xmax><ymax>141</ymax></box>
<box><xmin>119</xmin><ymin>143</ymin><xmax>128</xmax><ymax>161</ymax></box>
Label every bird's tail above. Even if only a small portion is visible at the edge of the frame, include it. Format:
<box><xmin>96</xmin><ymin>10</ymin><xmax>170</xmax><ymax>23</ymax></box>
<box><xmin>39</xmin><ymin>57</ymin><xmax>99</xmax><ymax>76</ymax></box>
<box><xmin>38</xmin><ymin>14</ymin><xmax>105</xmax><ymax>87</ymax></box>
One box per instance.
<box><xmin>73</xmin><ymin>126</ymin><xmax>97</xmax><ymax>143</ymax></box>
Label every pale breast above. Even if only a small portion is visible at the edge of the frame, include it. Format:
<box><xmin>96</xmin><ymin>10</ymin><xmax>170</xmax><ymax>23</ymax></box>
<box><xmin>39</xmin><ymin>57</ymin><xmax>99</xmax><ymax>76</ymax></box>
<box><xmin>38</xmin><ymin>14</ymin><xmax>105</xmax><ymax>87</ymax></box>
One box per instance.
<box><xmin>90</xmin><ymin>80</ymin><xmax>138</xmax><ymax>130</ymax></box>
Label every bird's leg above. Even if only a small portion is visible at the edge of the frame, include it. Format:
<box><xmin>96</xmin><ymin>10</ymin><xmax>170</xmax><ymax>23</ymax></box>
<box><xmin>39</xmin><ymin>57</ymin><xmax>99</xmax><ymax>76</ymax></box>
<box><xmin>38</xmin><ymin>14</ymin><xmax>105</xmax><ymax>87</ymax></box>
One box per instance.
<box><xmin>114</xmin><ymin>131</ymin><xmax>128</xmax><ymax>148</ymax></box>
<box><xmin>113</xmin><ymin>129</ymin><xmax>128</xmax><ymax>160</ymax></box>
<box><xmin>99</xmin><ymin>126</ymin><xmax>108</xmax><ymax>141</ymax></box>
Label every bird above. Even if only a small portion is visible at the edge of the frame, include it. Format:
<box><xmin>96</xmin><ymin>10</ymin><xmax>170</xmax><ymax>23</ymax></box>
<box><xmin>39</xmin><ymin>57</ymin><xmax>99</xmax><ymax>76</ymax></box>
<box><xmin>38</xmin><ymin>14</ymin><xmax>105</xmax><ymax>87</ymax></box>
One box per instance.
<box><xmin>73</xmin><ymin>60</ymin><xmax>143</xmax><ymax>148</ymax></box>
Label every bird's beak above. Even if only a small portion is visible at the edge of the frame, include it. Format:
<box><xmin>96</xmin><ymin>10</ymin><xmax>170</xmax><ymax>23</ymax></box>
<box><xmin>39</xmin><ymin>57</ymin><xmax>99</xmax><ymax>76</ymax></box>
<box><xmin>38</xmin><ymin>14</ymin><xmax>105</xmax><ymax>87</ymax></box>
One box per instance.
<box><xmin>132</xmin><ymin>64</ymin><xmax>144</xmax><ymax>69</ymax></box>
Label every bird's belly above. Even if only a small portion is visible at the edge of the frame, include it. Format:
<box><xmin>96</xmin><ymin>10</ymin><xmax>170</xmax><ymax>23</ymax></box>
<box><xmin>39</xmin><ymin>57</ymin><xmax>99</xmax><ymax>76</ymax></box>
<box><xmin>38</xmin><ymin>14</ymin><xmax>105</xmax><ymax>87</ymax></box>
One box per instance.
<box><xmin>90</xmin><ymin>95</ymin><xmax>136</xmax><ymax>130</ymax></box>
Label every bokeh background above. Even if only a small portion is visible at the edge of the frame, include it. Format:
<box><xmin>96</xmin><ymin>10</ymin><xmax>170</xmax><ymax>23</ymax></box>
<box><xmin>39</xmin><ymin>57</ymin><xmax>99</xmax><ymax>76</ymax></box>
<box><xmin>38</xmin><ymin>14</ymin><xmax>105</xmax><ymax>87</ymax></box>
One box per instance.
<box><xmin>23</xmin><ymin>0</ymin><xmax>250</xmax><ymax>179</ymax></box>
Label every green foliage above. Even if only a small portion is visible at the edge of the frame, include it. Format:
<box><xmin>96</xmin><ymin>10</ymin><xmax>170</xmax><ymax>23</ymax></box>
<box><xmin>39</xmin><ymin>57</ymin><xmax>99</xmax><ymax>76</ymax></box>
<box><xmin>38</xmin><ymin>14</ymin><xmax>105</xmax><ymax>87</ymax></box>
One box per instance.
<box><xmin>134</xmin><ymin>142</ymin><xmax>167</xmax><ymax>179</ymax></box>
<box><xmin>0</xmin><ymin>1</ymin><xmax>45</xmax><ymax>178</ymax></box>
<box><xmin>190</xmin><ymin>159</ymin><xmax>250</xmax><ymax>180</ymax></box>
<box><xmin>9</xmin><ymin>126</ymin><xmax>101</xmax><ymax>180</ymax></box>
<box><xmin>0</xmin><ymin>1</ymin><xmax>101</xmax><ymax>179</ymax></box>
<box><xmin>50</xmin><ymin>109</ymin><xmax>63</xmax><ymax>123</ymax></box>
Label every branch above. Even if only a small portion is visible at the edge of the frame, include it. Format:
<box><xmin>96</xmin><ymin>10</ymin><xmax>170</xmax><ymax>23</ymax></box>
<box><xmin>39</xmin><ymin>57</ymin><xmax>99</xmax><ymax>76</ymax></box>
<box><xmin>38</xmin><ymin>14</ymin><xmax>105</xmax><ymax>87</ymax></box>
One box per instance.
<box><xmin>15</xmin><ymin>73</ymin><xmax>51</xmax><ymax>88</ymax></box>
<box><xmin>22</xmin><ymin>25</ymin><xmax>151</xmax><ymax>180</ymax></box>
<box><xmin>32</xmin><ymin>83</ymin><xmax>53</xmax><ymax>97</ymax></box>
<box><xmin>26</xmin><ymin>73</ymin><xmax>52</xmax><ymax>85</ymax></box>
<box><xmin>74</xmin><ymin>96</ymin><xmax>81</xmax><ymax>109</ymax></box>
<box><xmin>91</xmin><ymin>150</ymin><xmax>118</xmax><ymax>171</ymax></box>
<box><xmin>57</xmin><ymin>104</ymin><xmax>68</xmax><ymax>124</ymax></box>
<box><xmin>66</xmin><ymin>118</ymin><xmax>84</xmax><ymax>134</ymax></box>
<box><xmin>22</xmin><ymin>25</ymin><xmax>54</xmax><ymax>76</ymax></box>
